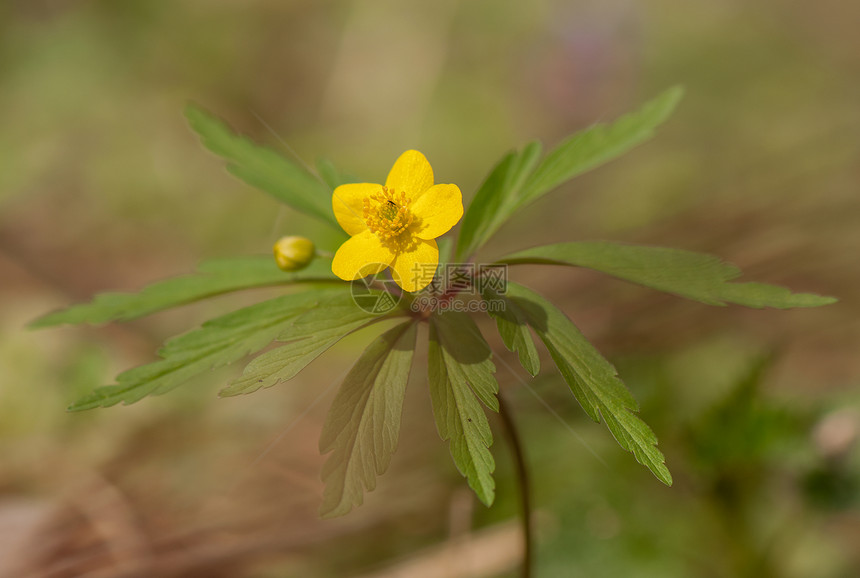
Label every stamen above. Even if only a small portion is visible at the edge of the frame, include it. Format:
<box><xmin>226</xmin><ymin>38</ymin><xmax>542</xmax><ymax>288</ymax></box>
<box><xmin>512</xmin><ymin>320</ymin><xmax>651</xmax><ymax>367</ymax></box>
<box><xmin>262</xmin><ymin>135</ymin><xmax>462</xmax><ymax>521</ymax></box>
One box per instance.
<box><xmin>363</xmin><ymin>186</ymin><xmax>415</xmax><ymax>248</ymax></box>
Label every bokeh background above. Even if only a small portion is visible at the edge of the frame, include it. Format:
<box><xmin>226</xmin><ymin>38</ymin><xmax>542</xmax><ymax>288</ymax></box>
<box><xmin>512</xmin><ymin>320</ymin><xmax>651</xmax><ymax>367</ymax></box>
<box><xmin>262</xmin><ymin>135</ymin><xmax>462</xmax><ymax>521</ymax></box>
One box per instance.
<box><xmin>1</xmin><ymin>0</ymin><xmax>859</xmax><ymax>576</ymax></box>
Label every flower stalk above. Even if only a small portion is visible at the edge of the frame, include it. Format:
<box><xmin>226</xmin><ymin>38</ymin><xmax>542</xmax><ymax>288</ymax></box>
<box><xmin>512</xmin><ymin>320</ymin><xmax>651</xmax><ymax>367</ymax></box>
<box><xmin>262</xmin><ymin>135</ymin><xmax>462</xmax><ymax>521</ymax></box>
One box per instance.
<box><xmin>497</xmin><ymin>389</ymin><xmax>533</xmax><ymax>578</ymax></box>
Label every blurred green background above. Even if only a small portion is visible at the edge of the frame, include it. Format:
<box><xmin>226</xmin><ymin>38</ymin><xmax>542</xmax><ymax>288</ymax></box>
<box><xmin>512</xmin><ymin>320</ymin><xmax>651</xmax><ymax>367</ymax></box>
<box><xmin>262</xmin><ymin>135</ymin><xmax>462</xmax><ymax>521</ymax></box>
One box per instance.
<box><xmin>1</xmin><ymin>0</ymin><xmax>858</xmax><ymax>576</ymax></box>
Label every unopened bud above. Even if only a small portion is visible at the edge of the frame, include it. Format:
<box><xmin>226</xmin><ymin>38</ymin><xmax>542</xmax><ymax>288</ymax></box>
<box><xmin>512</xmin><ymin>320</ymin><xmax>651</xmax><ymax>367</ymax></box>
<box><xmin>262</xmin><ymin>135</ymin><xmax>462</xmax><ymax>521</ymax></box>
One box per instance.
<box><xmin>273</xmin><ymin>236</ymin><xmax>315</xmax><ymax>272</ymax></box>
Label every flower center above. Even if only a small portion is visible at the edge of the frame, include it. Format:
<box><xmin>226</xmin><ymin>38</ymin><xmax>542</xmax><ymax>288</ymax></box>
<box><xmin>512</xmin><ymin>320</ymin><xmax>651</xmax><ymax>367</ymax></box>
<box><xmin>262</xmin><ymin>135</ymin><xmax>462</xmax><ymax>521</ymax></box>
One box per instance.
<box><xmin>363</xmin><ymin>186</ymin><xmax>414</xmax><ymax>243</ymax></box>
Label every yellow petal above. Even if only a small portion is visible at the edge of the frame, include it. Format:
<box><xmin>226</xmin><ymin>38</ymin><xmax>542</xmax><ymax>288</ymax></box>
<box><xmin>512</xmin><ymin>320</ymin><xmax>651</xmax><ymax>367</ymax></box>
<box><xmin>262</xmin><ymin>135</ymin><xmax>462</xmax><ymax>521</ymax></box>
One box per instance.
<box><xmin>332</xmin><ymin>183</ymin><xmax>380</xmax><ymax>236</ymax></box>
<box><xmin>332</xmin><ymin>230</ymin><xmax>395</xmax><ymax>280</ymax></box>
<box><xmin>410</xmin><ymin>184</ymin><xmax>463</xmax><ymax>240</ymax></box>
<box><xmin>391</xmin><ymin>239</ymin><xmax>439</xmax><ymax>292</ymax></box>
<box><xmin>385</xmin><ymin>150</ymin><xmax>434</xmax><ymax>201</ymax></box>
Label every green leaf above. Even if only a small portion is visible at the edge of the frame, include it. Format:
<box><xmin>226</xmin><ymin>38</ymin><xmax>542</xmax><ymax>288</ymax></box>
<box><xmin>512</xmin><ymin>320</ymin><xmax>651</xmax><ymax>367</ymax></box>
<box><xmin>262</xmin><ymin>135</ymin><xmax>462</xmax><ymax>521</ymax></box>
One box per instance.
<box><xmin>483</xmin><ymin>288</ymin><xmax>540</xmax><ymax>377</ymax></box>
<box><xmin>517</xmin><ymin>86</ymin><xmax>684</xmax><ymax>206</ymax></box>
<box><xmin>713</xmin><ymin>283</ymin><xmax>837</xmax><ymax>309</ymax></box>
<box><xmin>454</xmin><ymin>87</ymin><xmax>682</xmax><ymax>260</ymax></box>
<box><xmin>67</xmin><ymin>288</ymin><xmax>363</xmax><ymax>411</ymax></box>
<box><xmin>31</xmin><ymin>256</ymin><xmax>337</xmax><ymax>328</ymax></box>
<box><xmin>185</xmin><ymin>104</ymin><xmax>341</xmax><ymax>229</ymax></box>
<box><xmin>493</xmin><ymin>282</ymin><xmax>672</xmax><ymax>485</ymax></box>
<box><xmin>455</xmin><ymin>140</ymin><xmax>542</xmax><ymax>260</ymax></box>
<box><xmin>428</xmin><ymin>311</ymin><xmax>498</xmax><ymax>505</ymax></box>
<box><xmin>499</xmin><ymin>241</ymin><xmax>837</xmax><ymax>309</ymax></box>
<box><xmin>319</xmin><ymin>321</ymin><xmax>417</xmax><ymax>518</ymax></box>
<box><xmin>220</xmin><ymin>293</ymin><xmax>385</xmax><ymax>396</ymax></box>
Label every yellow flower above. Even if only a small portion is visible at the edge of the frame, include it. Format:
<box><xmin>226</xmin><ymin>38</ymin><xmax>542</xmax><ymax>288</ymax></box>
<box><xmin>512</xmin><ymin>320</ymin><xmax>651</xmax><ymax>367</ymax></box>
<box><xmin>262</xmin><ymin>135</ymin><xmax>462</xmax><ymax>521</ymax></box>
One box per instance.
<box><xmin>331</xmin><ymin>150</ymin><xmax>463</xmax><ymax>292</ymax></box>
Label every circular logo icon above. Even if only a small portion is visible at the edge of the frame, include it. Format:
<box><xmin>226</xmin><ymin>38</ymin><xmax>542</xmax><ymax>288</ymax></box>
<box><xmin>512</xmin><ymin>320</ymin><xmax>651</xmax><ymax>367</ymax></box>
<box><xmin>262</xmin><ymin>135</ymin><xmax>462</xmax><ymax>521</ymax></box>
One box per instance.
<box><xmin>350</xmin><ymin>265</ymin><xmax>403</xmax><ymax>314</ymax></box>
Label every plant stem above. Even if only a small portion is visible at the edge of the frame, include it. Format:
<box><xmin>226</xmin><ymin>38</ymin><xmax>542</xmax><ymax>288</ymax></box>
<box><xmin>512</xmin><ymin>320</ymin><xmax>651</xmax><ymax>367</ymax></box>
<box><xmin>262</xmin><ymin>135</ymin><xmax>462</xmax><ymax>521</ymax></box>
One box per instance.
<box><xmin>497</xmin><ymin>390</ymin><xmax>533</xmax><ymax>578</ymax></box>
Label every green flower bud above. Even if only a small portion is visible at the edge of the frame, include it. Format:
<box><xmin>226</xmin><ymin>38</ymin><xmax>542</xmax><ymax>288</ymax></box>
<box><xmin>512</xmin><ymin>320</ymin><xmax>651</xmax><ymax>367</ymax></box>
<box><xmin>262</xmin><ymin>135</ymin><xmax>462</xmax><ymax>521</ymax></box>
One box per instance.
<box><xmin>273</xmin><ymin>236</ymin><xmax>315</xmax><ymax>272</ymax></box>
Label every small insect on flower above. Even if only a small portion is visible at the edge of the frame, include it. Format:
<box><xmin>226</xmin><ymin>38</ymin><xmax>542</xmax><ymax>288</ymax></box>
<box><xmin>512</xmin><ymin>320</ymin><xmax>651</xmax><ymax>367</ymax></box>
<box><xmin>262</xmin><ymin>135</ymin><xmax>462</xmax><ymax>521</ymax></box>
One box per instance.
<box><xmin>330</xmin><ymin>150</ymin><xmax>463</xmax><ymax>292</ymax></box>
